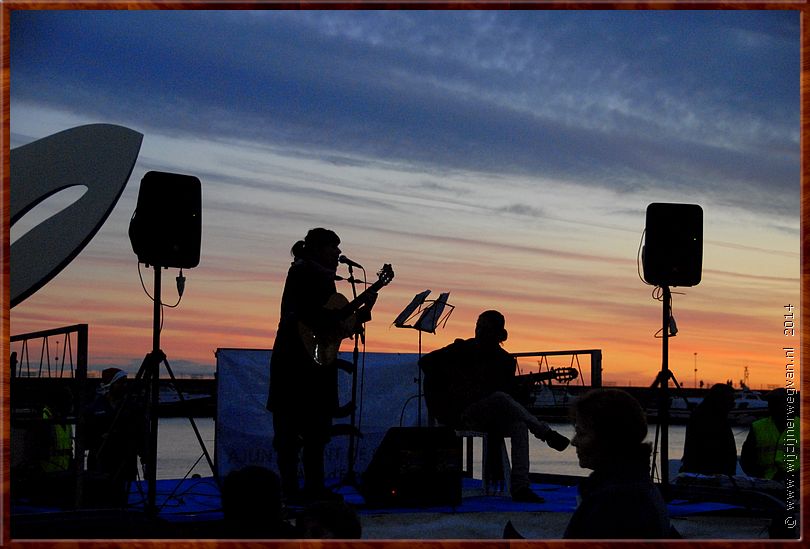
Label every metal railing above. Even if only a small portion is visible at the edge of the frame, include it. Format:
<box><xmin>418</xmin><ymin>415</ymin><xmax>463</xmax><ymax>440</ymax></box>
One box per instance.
<box><xmin>11</xmin><ymin>324</ymin><xmax>88</xmax><ymax>380</ymax></box>
<box><xmin>11</xmin><ymin>324</ymin><xmax>88</xmax><ymax>508</ymax></box>
<box><xmin>511</xmin><ymin>349</ymin><xmax>603</xmax><ymax>387</ymax></box>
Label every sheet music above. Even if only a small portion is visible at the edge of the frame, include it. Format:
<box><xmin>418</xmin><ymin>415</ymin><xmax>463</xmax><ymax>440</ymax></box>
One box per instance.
<box><xmin>415</xmin><ymin>292</ymin><xmax>450</xmax><ymax>333</ymax></box>
<box><xmin>393</xmin><ymin>289</ymin><xmax>431</xmax><ymax>327</ymax></box>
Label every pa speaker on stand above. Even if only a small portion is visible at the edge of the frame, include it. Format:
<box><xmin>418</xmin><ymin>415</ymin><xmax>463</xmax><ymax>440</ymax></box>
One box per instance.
<box><xmin>128</xmin><ymin>171</ymin><xmax>201</xmax><ymax>269</ymax></box>
<box><xmin>641</xmin><ymin>202</ymin><xmax>702</xmax><ymax>493</ymax></box>
<box><xmin>642</xmin><ymin>202</ymin><xmax>703</xmax><ymax>288</ymax></box>
<box><xmin>126</xmin><ymin>170</ymin><xmax>210</xmax><ymax>516</ymax></box>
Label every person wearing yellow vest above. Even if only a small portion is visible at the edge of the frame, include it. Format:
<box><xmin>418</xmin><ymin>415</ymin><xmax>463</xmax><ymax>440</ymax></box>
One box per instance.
<box><xmin>40</xmin><ymin>397</ymin><xmax>73</xmax><ymax>473</ymax></box>
<box><xmin>740</xmin><ymin>388</ymin><xmax>799</xmax><ymax>482</ymax></box>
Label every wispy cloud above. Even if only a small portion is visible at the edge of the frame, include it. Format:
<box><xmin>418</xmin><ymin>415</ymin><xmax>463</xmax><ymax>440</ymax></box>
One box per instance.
<box><xmin>11</xmin><ymin>10</ymin><xmax>799</xmax><ymax>216</ymax></box>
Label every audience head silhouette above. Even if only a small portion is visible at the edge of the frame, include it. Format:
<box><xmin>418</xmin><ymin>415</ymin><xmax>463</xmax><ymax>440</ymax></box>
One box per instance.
<box><xmin>221</xmin><ymin>466</ymin><xmax>294</xmax><ymax>538</ymax></box>
<box><xmin>701</xmin><ymin>383</ymin><xmax>735</xmax><ymax>414</ymax></box>
<box><xmin>571</xmin><ymin>388</ymin><xmax>650</xmax><ymax>470</ymax></box>
<box><xmin>765</xmin><ymin>388</ymin><xmax>789</xmax><ymax>430</ymax></box>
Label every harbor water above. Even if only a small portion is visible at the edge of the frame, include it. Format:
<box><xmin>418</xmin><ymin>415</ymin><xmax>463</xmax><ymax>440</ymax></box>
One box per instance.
<box><xmin>155</xmin><ymin>419</ymin><xmax>753</xmax><ymax>480</ymax></box>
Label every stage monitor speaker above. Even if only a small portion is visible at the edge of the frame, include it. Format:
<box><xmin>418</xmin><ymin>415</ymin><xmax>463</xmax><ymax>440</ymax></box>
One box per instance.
<box><xmin>129</xmin><ymin>171</ymin><xmax>201</xmax><ymax>269</ymax></box>
<box><xmin>643</xmin><ymin>202</ymin><xmax>702</xmax><ymax>287</ymax></box>
<box><xmin>361</xmin><ymin>426</ymin><xmax>462</xmax><ymax>508</ymax></box>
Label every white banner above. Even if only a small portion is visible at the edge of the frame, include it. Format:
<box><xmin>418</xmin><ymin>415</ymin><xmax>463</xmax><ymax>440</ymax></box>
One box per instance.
<box><xmin>214</xmin><ymin>348</ymin><xmax>425</xmax><ymax>482</ymax></box>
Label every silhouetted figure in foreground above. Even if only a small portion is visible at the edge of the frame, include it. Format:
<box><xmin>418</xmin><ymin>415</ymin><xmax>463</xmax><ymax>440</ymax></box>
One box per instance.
<box><xmin>83</xmin><ymin>368</ymin><xmax>145</xmax><ymax>507</ymax></box>
<box><xmin>565</xmin><ymin>389</ymin><xmax>674</xmax><ymax>539</ymax></box>
<box><xmin>419</xmin><ymin>310</ymin><xmax>569</xmax><ymax>503</ymax></box>
<box><xmin>220</xmin><ymin>466</ymin><xmax>296</xmax><ymax>538</ymax></box>
<box><xmin>296</xmin><ymin>500</ymin><xmax>362</xmax><ymax>539</ymax></box>
<box><xmin>267</xmin><ymin>228</ymin><xmax>377</xmax><ymax>503</ymax></box>
<box><xmin>741</xmin><ymin>388</ymin><xmax>798</xmax><ymax>482</ymax></box>
<box><xmin>680</xmin><ymin>383</ymin><xmax>737</xmax><ymax>476</ymax></box>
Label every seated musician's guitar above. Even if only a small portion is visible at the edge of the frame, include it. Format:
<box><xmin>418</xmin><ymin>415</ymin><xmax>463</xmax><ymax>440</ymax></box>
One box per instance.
<box><xmin>300</xmin><ymin>264</ymin><xmax>394</xmax><ymax>366</ymax></box>
<box><xmin>511</xmin><ymin>367</ymin><xmax>579</xmax><ymax>406</ymax></box>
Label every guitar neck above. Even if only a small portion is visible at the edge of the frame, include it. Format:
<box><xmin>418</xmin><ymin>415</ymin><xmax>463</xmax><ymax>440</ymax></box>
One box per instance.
<box><xmin>516</xmin><ymin>371</ymin><xmax>556</xmax><ymax>384</ymax></box>
<box><xmin>345</xmin><ymin>279</ymin><xmax>386</xmax><ymax>312</ymax></box>
<box><xmin>515</xmin><ymin>368</ymin><xmax>578</xmax><ymax>384</ymax></box>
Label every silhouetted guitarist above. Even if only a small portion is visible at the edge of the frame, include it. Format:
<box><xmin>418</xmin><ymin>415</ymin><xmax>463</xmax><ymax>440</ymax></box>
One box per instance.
<box><xmin>267</xmin><ymin>228</ymin><xmax>393</xmax><ymax>503</ymax></box>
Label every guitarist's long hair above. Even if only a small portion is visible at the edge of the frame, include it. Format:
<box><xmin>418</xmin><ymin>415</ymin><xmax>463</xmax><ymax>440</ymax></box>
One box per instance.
<box><xmin>291</xmin><ymin>228</ymin><xmax>340</xmax><ymax>259</ymax></box>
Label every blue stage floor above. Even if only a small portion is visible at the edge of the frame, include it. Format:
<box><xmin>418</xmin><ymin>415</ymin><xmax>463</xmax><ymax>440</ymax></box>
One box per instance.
<box><xmin>11</xmin><ymin>476</ymin><xmax>771</xmax><ymax>539</ymax></box>
<box><xmin>122</xmin><ymin>476</ymin><xmax>745</xmax><ymax>523</ymax></box>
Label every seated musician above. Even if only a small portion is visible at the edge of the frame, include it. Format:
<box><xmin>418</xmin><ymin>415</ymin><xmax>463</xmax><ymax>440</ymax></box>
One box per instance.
<box><xmin>419</xmin><ymin>310</ymin><xmax>569</xmax><ymax>502</ymax></box>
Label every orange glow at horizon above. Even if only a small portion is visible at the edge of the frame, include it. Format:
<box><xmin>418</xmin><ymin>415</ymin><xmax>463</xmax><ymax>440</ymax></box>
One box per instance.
<box><xmin>11</xmin><ymin>246</ymin><xmax>797</xmax><ymax>392</ymax></box>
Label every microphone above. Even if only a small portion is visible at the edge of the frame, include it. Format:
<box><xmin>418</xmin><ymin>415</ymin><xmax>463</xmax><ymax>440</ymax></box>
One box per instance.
<box><xmin>339</xmin><ymin>255</ymin><xmax>363</xmax><ymax>269</ymax></box>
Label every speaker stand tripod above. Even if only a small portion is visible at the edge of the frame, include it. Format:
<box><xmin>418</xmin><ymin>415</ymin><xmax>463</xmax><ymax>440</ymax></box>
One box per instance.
<box><xmin>138</xmin><ymin>264</ymin><xmax>215</xmax><ymax>516</ymax></box>
<box><xmin>650</xmin><ymin>285</ymin><xmax>677</xmax><ymax>495</ymax></box>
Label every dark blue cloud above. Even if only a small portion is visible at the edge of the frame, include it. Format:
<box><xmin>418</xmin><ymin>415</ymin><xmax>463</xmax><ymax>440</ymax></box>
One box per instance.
<box><xmin>11</xmin><ymin>10</ymin><xmax>800</xmax><ymax>216</ymax></box>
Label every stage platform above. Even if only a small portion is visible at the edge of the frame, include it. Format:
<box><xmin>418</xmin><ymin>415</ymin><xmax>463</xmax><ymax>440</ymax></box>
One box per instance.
<box><xmin>11</xmin><ymin>475</ymin><xmax>776</xmax><ymax>540</ymax></box>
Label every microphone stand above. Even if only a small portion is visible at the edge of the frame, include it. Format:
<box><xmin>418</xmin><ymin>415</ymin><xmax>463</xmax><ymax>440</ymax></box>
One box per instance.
<box><xmin>344</xmin><ymin>264</ymin><xmax>362</xmax><ymax>485</ymax></box>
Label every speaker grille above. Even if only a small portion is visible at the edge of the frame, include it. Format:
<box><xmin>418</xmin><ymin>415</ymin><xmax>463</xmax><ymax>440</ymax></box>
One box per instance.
<box><xmin>361</xmin><ymin>427</ymin><xmax>462</xmax><ymax>507</ymax></box>
<box><xmin>129</xmin><ymin>171</ymin><xmax>201</xmax><ymax>269</ymax></box>
<box><xmin>643</xmin><ymin>203</ymin><xmax>702</xmax><ymax>287</ymax></box>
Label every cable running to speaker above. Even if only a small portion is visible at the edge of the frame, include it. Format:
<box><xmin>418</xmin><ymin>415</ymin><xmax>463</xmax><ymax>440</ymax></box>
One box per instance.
<box><xmin>637</xmin><ymin>229</ymin><xmax>652</xmax><ymax>286</ymax></box>
<box><xmin>137</xmin><ymin>262</ymin><xmax>187</xmax><ymax>335</ymax></box>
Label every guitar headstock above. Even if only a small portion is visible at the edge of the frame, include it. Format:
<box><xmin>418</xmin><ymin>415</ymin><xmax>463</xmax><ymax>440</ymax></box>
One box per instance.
<box><xmin>551</xmin><ymin>367</ymin><xmax>578</xmax><ymax>383</ymax></box>
<box><xmin>377</xmin><ymin>264</ymin><xmax>395</xmax><ymax>286</ymax></box>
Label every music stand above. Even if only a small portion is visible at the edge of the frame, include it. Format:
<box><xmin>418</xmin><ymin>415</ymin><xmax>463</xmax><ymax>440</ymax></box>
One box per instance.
<box><xmin>394</xmin><ymin>290</ymin><xmax>454</xmax><ymax>426</ymax></box>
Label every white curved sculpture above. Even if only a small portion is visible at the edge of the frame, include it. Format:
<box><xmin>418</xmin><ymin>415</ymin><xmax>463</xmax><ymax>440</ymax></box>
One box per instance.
<box><xmin>11</xmin><ymin>124</ymin><xmax>143</xmax><ymax>307</ymax></box>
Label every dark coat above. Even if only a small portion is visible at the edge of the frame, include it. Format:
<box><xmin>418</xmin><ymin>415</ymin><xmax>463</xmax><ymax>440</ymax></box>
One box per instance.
<box><xmin>680</xmin><ymin>401</ymin><xmax>737</xmax><ymax>476</ymax></box>
<box><xmin>84</xmin><ymin>394</ymin><xmax>144</xmax><ymax>481</ymax></box>
<box><xmin>564</xmin><ymin>459</ymin><xmax>673</xmax><ymax>539</ymax></box>
<box><xmin>82</xmin><ymin>391</ymin><xmax>147</xmax><ymax>506</ymax></box>
<box><xmin>267</xmin><ymin>258</ymin><xmax>342</xmax><ymax>417</ymax></box>
<box><xmin>419</xmin><ymin>338</ymin><xmax>517</xmax><ymax>426</ymax></box>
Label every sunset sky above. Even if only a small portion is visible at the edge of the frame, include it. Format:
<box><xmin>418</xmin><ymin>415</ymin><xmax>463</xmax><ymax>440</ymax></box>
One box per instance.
<box><xmin>9</xmin><ymin>10</ymin><xmax>800</xmax><ymax>389</ymax></box>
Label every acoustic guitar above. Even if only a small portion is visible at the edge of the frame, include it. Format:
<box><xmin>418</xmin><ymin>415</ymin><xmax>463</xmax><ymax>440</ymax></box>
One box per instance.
<box><xmin>300</xmin><ymin>264</ymin><xmax>395</xmax><ymax>366</ymax></box>
<box><xmin>510</xmin><ymin>367</ymin><xmax>579</xmax><ymax>406</ymax></box>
